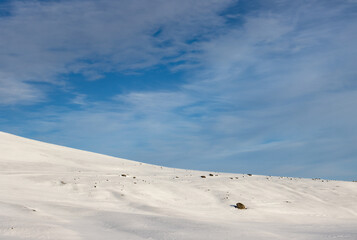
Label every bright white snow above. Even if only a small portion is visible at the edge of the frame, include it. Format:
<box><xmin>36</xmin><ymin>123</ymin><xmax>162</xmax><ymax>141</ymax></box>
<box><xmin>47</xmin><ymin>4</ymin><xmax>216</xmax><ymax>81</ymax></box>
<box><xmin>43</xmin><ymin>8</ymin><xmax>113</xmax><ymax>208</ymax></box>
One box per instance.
<box><xmin>0</xmin><ymin>131</ymin><xmax>356</xmax><ymax>239</ymax></box>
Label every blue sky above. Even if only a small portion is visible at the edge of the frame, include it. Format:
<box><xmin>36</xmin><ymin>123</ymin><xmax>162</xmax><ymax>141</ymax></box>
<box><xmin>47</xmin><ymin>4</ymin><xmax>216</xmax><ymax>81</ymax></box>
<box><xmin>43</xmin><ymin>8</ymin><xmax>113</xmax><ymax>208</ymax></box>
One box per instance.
<box><xmin>0</xmin><ymin>0</ymin><xmax>356</xmax><ymax>180</ymax></box>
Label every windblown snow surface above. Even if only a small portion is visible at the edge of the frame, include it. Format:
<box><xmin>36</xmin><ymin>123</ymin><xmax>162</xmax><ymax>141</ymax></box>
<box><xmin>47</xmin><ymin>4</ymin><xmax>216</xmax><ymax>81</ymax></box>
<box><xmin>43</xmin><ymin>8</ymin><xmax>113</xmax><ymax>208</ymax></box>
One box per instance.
<box><xmin>0</xmin><ymin>132</ymin><xmax>356</xmax><ymax>240</ymax></box>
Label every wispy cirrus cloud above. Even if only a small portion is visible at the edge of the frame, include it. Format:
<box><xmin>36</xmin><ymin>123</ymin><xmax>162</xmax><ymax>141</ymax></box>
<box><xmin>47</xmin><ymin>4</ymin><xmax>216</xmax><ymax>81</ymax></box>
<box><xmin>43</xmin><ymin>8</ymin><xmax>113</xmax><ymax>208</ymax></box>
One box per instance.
<box><xmin>0</xmin><ymin>0</ymin><xmax>234</xmax><ymax>104</ymax></box>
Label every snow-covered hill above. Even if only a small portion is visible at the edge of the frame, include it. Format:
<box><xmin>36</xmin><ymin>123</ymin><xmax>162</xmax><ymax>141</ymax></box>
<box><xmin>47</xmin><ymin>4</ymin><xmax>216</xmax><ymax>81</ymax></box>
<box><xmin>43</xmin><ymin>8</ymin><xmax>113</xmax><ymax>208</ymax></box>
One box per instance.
<box><xmin>0</xmin><ymin>131</ymin><xmax>356</xmax><ymax>240</ymax></box>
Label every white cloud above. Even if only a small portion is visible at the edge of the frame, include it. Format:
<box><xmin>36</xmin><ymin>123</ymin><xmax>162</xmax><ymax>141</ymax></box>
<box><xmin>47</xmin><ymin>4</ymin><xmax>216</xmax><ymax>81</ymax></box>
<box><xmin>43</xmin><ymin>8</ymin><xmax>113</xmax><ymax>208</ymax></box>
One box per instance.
<box><xmin>0</xmin><ymin>73</ymin><xmax>44</xmax><ymax>105</ymax></box>
<box><xmin>0</xmin><ymin>0</ymin><xmax>235</xmax><ymax>104</ymax></box>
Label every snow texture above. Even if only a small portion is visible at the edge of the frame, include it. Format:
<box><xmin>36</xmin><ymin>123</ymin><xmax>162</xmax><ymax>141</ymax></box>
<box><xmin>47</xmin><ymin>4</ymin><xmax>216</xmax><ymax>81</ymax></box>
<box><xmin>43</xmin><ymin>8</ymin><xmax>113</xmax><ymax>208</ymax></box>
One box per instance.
<box><xmin>0</xmin><ymin>131</ymin><xmax>356</xmax><ymax>239</ymax></box>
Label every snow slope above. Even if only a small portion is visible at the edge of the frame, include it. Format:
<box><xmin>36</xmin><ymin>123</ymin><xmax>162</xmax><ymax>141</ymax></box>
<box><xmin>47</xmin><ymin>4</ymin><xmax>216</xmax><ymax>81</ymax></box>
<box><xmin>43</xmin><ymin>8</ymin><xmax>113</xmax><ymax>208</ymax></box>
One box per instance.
<box><xmin>0</xmin><ymin>131</ymin><xmax>356</xmax><ymax>240</ymax></box>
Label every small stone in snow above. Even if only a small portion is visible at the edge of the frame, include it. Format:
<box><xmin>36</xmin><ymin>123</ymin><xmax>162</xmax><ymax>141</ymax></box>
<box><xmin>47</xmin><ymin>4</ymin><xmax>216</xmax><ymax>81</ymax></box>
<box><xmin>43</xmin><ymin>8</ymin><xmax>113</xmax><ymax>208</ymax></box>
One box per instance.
<box><xmin>236</xmin><ymin>202</ymin><xmax>246</xmax><ymax>209</ymax></box>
